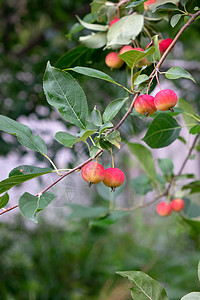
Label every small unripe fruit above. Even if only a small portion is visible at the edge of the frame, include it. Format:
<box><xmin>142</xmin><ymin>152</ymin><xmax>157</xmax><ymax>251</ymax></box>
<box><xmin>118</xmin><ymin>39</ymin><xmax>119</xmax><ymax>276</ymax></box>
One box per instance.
<box><xmin>81</xmin><ymin>162</ymin><xmax>105</xmax><ymax>186</ymax></box>
<box><xmin>156</xmin><ymin>202</ymin><xmax>172</xmax><ymax>216</ymax></box>
<box><xmin>103</xmin><ymin>167</ymin><xmax>125</xmax><ymax>191</ymax></box>
<box><xmin>105</xmin><ymin>52</ymin><xmax>124</xmax><ymax>69</ymax></box>
<box><xmin>134</xmin><ymin>94</ymin><xmax>157</xmax><ymax>116</ymax></box>
<box><xmin>159</xmin><ymin>38</ymin><xmax>173</xmax><ymax>54</ymax></box>
<box><xmin>144</xmin><ymin>0</ymin><xmax>158</xmax><ymax>10</ymax></box>
<box><xmin>154</xmin><ymin>89</ymin><xmax>178</xmax><ymax>112</ymax></box>
<box><xmin>109</xmin><ymin>17</ymin><xmax>119</xmax><ymax>27</ymax></box>
<box><xmin>171</xmin><ymin>198</ymin><xmax>185</xmax><ymax>212</ymax></box>
<box><xmin>119</xmin><ymin>45</ymin><xmax>134</xmax><ymax>55</ymax></box>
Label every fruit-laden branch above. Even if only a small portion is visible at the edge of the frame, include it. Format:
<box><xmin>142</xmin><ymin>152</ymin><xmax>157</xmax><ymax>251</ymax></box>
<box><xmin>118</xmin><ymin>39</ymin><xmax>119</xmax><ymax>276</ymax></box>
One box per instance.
<box><xmin>1</xmin><ymin>10</ymin><xmax>200</xmax><ymax>216</ymax></box>
<box><xmin>121</xmin><ymin>132</ymin><xmax>200</xmax><ymax>212</ymax></box>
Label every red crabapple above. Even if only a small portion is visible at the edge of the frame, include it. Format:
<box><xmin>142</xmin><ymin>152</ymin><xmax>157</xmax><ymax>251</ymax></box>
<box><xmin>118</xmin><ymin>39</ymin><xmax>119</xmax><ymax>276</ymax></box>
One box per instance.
<box><xmin>156</xmin><ymin>202</ymin><xmax>172</xmax><ymax>216</ymax></box>
<box><xmin>154</xmin><ymin>89</ymin><xmax>178</xmax><ymax>112</ymax></box>
<box><xmin>159</xmin><ymin>38</ymin><xmax>173</xmax><ymax>54</ymax></box>
<box><xmin>103</xmin><ymin>167</ymin><xmax>125</xmax><ymax>191</ymax></box>
<box><xmin>105</xmin><ymin>52</ymin><xmax>124</xmax><ymax>69</ymax></box>
<box><xmin>144</xmin><ymin>0</ymin><xmax>158</xmax><ymax>10</ymax></box>
<box><xmin>171</xmin><ymin>198</ymin><xmax>185</xmax><ymax>212</ymax></box>
<box><xmin>109</xmin><ymin>17</ymin><xmax>120</xmax><ymax>27</ymax></box>
<box><xmin>134</xmin><ymin>94</ymin><xmax>157</xmax><ymax>116</ymax></box>
<box><xmin>81</xmin><ymin>162</ymin><xmax>105</xmax><ymax>186</ymax></box>
<box><xmin>119</xmin><ymin>45</ymin><xmax>134</xmax><ymax>55</ymax></box>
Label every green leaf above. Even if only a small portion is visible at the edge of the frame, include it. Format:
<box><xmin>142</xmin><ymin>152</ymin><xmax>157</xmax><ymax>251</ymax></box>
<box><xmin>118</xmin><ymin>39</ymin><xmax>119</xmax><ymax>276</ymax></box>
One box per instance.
<box><xmin>126</xmin><ymin>0</ymin><xmax>146</xmax><ymax>8</ymax></box>
<box><xmin>189</xmin><ymin>124</ymin><xmax>200</xmax><ymax>135</ymax></box>
<box><xmin>79</xmin><ymin>32</ymin><xmax>107</xmax><ymax>49</ymax></box>
<box><xmin>19</xmin><ymin>192</ymin><xmax>55</xmax><ymax>222</ymax></box>
<box><xmin>91</xmin><ymin>107</ymin><xmax>102</xmax><ymax>126</ymax></box>
<box><xmin>158</xmin><ymin>158</ymin><xmax>174</xmax><ymax>176</ymax></box>
<box><xmin>119</xmin><ymin>47</ymin><xmax>155</xmax><ymax>69</ymax></box>
<box><xmin>165</xmin><ymin>66</ymin><xmax>196</xmax><ymax>82</ymax></box>
<box><xmin>0</xmin><ymin>165</ymin><xmax>53</xmax><ymax>195</ymax></box>
<box><xmin>68</xmin><ymin>204</ymin><xmax>108</xmax><ymax>219</ymax></box>
<box><xmin>55</xmin><ymin>46</ymin><xmax>99</xmax><ymax>69</ymax></box>
<box><xmin>91</xmin><ymin>0</ymin><xmax>106</xmax><ymax>14</ymax></box>
<box><xmin>143</xmin><ymin>113</ymin><xmax>181</xmax><ymax>148</ymax></box>
<box><xmin>99</xmin><ymin>122</ymin><xmax>113</xmax><ymax>134</ymax></box>
<box><xmin>67</xmin><ymin>13</ymin><xmax>97</xmax><ymax>40</ymax></box>
<box><xmin>55</xmin><ymin>132</ymin><xmax>77</xmax><ymax>147</ymax></box>
<box><xmin>171</xmin><ymin>14</ymin><xmax>182</xmax><ymax>27</ymax></box>
<box><xmin>76</xmin><ymin>15</ymin><xmax>108</xmax><ymax>31</ymax></box>
<box><xmin>181</xmin><ymin>292</ymin><xmax>200</xmax><ymax>300</ymax></box>
<box><xmin>182</xmin><ymin>181</ymin><xmax>200</xmax><ymax>194</ymax></box>
<box><xmin>198</xmin><ymin>261</ymin><xmax>200</xmax><ymax>283</ymax></box>
<box><xmin>147</xmin><ymin>0</ymin><xmax>179</xmax><ymax>11</ymax></box>
<box><xmin>152</xmin><ymin>3</ymin><xmax>179</xmax><ymax>12</ymax></box>
<box><xmin>134</xmin><ymin>74</ymin><xmax>149</xmax><ymax>86</ymax></box>
<box><xmin>128</xmin><ymin>143</ymin><xmax>156</xmax><ymax>180</ymax></box>
<box><xmin>43</xmin><ymin>62</ymin><xmax>88</xmax><ymax>129</ymax></box>
<box><xmin>178</xmin><ymin>98</ymin><xmax>198</xmax><ymax>130</ymax></box>
<box><xmin>107</xmin><ymin>14</ymin><xmax>144</xmax><ymax>47</ymax></box>
<box><xmin>105</xmin><ymin>130</ymin><xmax>121</xmax><ymax>149</ymax></box>
<box><xmin>89</xmin><ymin>211</ymin><xmax>131</xmax><ymax>227</ymax></box>
<box><xmin>103</xmin><ymin>97</ymin><xmax>128</xmax><ymax>122</ymax></box>
<box><xmin>76</xmin><ymin>129</ymin><xmax>97</xmax><ymax>142</ymax></box>
<box><xmin>0</xmin><ymin>115</ymin><xmax>47</xmax><ymax>154</ymax></box>
<box><xmin>147</xmin><ymin>35</ymin><xmax>160</xmax><ymax>62</ymax></box>
<box><xmin>68</xmin><ymin>66</ymin><xmax>117</xmax><ymax>84</ymax></box>
<box><xmin>116</xmin><ymin>271</ymin><xmax>169</xmax><ymax>300</ymax></box>
<box><xmin>0</xmin><ymin>193</ymin><xmax>9</xmax><ymax>209</ymax></box>
<box><xmin>130</xmin><ymin>175</ymin><xmax>153</xmax><ymax>195</ymax></box>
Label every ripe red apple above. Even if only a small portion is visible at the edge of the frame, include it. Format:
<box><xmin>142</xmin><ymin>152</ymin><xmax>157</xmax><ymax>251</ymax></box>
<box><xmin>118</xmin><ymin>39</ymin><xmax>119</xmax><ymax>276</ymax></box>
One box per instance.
<box><xmin>134</xmin><ymin>95</ymin><xmax>157</xmax><ymax>116</ymax></box>
<box><xmin>154</xmin><ymin>89</ymin><xmax>178</xmax><ymax>112</ymax></box>
<box><xmin>103</xmin><ymin>167</ymin><xmax>125</xmax><ymax>191</ymax></box>
<box><xmin>171</xmin><ymin>198</ymin><xmax>185</xmax><ymax>212</ymax></box>
<box><xmin>105</xmin><ymin>52</ymin><xmax>124</xmax><ymax>69</ymax></box>
<box><xmin>144</xmin><ymin>0</ymin><xmax>158</xmax><ymax>10</ymax></box>
<box><xmin>159</xmin><ymin>38</ymin><xmax>173</xmax><ymax>55</ymax></box>
<box><xmin>81</xmin><ymin>162</ymin><xmax>105</xmax><ymax>186</ymax></box>
<box><xmin>156</xmin><ymin>202</ymin><xmax>172</xmax><ymax>216</ymax></box>
<box><xmin>119</xmin><ymin>45</ymin><xmax>134</xmax><ymax>55</ymax></box>
<box><xmin>109</xmin><ymin>17</ymin><xmax>120</xmax><ymax>27</ymax></box>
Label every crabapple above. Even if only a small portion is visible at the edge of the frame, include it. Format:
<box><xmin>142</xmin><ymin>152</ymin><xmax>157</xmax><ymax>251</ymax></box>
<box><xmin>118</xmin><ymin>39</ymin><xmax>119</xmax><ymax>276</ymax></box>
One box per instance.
<box><xmin>156</xmin><ymin>202</ymin><xmax>172</xmax><ymax>216</ymax></box>
<box><xmin>103</xmin><ymin>167</ymin><xmax>125</xmax><ymax>191</ymax></box>
<box><xmin>81</xmin><ymin>162</ymin><xmax>105</xmax><ymax>186</ymax></box>
<box><xmin>119</xmin><ymin>45</ymin><xmax>134</xmax><ymax>55</ymax></box>
<box><xmin>144</xmin><ymin>0</ymin><xmax>158</xmax><ymax>10</ymax></box>
<box><xmin>105</xmin><ymin>52</ymin><xmax>124</xmax><ymax>69</ymax></box>
<box><xmin>154</xmin><ymin>89</ymin><xmax>178</xmax><ymax>112</ymax></box>
<box><xmin>109</xmin><ymin>17</ymin><xmax>119</xmax><ymax>27</ymax></box>
<box><xmin>159</xmin><ymin>38</ymin><xmax>173</xmax><ymax>54</ymax></box>
<box><xmin>134</xmin><ymin>94</ymin><xmax>157</xmax><ymax>116</ymax></box>
<box><xmin>171</xmin><ymin>198</ymin><xmax>185</xmax><ymax>212</ymax></box>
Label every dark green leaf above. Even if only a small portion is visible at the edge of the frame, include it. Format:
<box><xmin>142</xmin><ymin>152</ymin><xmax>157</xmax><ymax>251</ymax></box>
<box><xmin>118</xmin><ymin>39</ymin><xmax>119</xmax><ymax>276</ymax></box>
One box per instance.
<box><xmin>182</xmin><ymin>181</ymin><xmax>200</xmax><ymax>194</ymax></box>
<box><xmin>165</xmin><ymin>66</ymin><xmax>196</xmax><ymax>82</ymax></box>
<box><xmin>89</xmin><ymin>211</ymin><xmax>131</xmax><ymax>227</ymax></box>
<box><xmin>0</xmin><ymin>166</ymin><xmax>53</xmax><ymax>195</ymax></box>
<box><xmin>147</xmin><ymin>0</ymin><xmax>179</xmax><ymax>11</ymax></box>
<box><xmin>107</xmin><ymin>14</ymin><xmax>144</xmax><ymax>47</ymax></box>
<box><xmin>68</xmin><ymin>66</ymin><xmax>117</xmax><ymax>84</ymax></box>
<box><xmin>90</xmin><ymin>145</ymin><xmax>101</xmax><ymax>159</ymax></box>
<box><xmin>189</xmin><ymin>124</ymin><xmax>200</xmax><ymax>135</ymax></box>
<box><xmin>105</xmin><ymin>130</ymin><xmax>121</xmax><ymax>149</ymax></box>
<box><xmin>99</xmin><ymin>122</ymin><xmax>113</xmax><ymax>134</ymax></box>
<box><xmin>0</xmin><ymin>193</ymin><xmax>9</xmax><ymax>209</ymax></box>
<box><xmin>43</xmin><ymin>62</ymin><xmax>88</xmax><ymax>129</ymax></box>
<box><xmin>143</xmin><ymin>113</ymin><xmax>181</xmax><ymax>148</ymax></box>
<box><xmin>68</xmin><ymin>204</ymin><xmax>108</xmax><ymax>219</ymax></box>
<box><xmin>152</xmin><ymin>3</ymin><xmax>179</xmax><ymax>12</ymax></box>
<box><xmin>36</xmin><ymin>192</ymin><xmax>55</xmax><ymax>211</ymax></box>
<box><xmin>117</xmin><ymin>271</ymin><xmax>169</xmax><ymax>300</ymax></box>
<box><xmin>91</xmin><ymin>0</ymin><xmax>106</xmax><ymax>14</ymax></box>
<box><xmin>158</xmin><ymin>158</ymin><xmax>174</xmax><ymax>176</ymax></box>
<box><xmin>147</xmin><ymin>35</ymin><xmax>160</xmax><ymax>63</ymax></box>
<box><xmin>79</xmin><ymin>32</ymin><xmax>107</xmax><ymax>49</ymax></box>
<box><xmin>91</xmin><ymin>106</ymin><xmax>102</xmax><ymax>126</ymax></box>
<box><xmin>181</xmin><ymin>292</ymin><xmax>200</xmax><ymax>300</ymax></box>
<box><xmin>128</xmin><ymin>143</ymin><xmax>156</xmax><ymax>180</ymax></box>
<box><xmin>103</xmin><ymin>97</ymin><xmax>128</xmax><ymax>122</ymax></box>
<box><xmin>134</xmin><ymin>74</ymin><xmax>149</xmax><ymax>86</ymax></box>
<box><xmin>119</xmin><ymin>47</ymin><xmax>155</xmax><ymax>69</ymax></box>
<box><xmin>55</xmin><ymin>132</ymin><xmax>77</xmax><ymax>147</ymax></box>
<box><xmin>130</xmin><ymin>175</ymin><xmax>153</xmax><ymax>195</ymax></box>
<box><xmin>0</xmin><ymin>115</ymin><xmax>47</xmax><ymax>154</ymax></box>
<box><xmin>171</xmin><ymin>14</ymin><xmax>182</xmax><ymax>27</ymax></box>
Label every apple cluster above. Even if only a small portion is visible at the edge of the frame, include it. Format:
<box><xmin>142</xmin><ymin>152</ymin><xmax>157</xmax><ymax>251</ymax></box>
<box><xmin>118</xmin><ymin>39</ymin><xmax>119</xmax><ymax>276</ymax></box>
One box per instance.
<box><xmin>134</xmin><ymin>89</ymin><xmax>178</xmax><ymax>116</ymax></box>
<box><xmin>156</xmin><ymin>198</ymin><xmax>185</xmax><ymax>216</ymax></box>
<box><xmin>81</xmin><ymin>161</ymin><xmax>125</xmax><ymax>191</ymax></box>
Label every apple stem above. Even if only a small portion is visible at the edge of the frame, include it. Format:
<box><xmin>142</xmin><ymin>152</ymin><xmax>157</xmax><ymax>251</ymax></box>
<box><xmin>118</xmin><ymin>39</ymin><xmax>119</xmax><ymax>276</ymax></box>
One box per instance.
<box><xmin>155</xmin><ymin>71</ymin><xmax>162</xmax><ymax>91</ymax></box>
<box><xmin>110</xmin><ymin>148</ymin><xmax>115</xmax><ymax>168</ymax></box>
<box><xmin>169</xmin><ymin>107</ymin><xmax>174</xmax><ymax>113</ymax></box>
